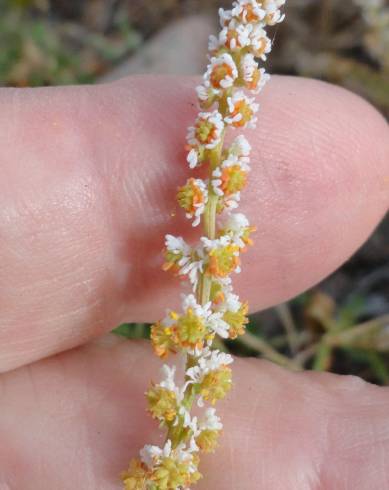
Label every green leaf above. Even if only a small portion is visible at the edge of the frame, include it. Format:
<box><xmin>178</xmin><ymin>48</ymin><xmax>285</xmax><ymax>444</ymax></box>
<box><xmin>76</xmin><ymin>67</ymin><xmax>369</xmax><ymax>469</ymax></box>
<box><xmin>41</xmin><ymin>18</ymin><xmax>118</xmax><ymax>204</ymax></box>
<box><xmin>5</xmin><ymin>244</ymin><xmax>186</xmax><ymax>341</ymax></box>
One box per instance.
<box><xmin>112</xmin><ymin>323</ymin><xmax>150</xmax><ymax>339</ymax></box>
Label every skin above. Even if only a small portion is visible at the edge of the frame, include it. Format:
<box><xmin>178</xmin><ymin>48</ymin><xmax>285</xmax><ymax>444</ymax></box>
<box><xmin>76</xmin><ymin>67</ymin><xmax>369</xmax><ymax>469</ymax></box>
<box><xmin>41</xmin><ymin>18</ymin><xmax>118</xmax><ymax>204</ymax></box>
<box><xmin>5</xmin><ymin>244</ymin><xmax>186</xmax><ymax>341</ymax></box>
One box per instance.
<box><xmin>0</xmin><ymin>75</ymin><xmax>388</xmax><ymax>489</ymax></box>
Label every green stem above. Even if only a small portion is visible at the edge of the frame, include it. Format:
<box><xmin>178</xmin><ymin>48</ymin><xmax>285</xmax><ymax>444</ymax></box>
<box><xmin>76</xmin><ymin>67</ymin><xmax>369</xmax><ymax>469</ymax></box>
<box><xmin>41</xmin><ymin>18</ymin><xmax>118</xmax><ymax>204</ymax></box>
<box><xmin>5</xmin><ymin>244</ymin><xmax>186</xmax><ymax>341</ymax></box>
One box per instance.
<box><xmin>237</xmin><ymin>331</ymin><xmax>302</xmax><ymax>371</ymax></box>
<box><xmin>197</xmin><ymin>132</ymin><xmax>225</xmax><ymax>306</ymax></box>
<box><xmin>312</xmin><ymin>343</ymin><xmax>332</xmax><ymax>371</ymax></box>
<box><xmin>324</xmin><ymin>314</ymin><xmax>389</xmax><ymax>351</ymax></box>
<box><xmin>275</xmin><ymin>303</ymin><xmax>299</xmax><ymax>355</ymax></box>
<box><xmin>167</xmin><ymin>101</ymin><xmax>228</xmax><ymax>449</ymax></box>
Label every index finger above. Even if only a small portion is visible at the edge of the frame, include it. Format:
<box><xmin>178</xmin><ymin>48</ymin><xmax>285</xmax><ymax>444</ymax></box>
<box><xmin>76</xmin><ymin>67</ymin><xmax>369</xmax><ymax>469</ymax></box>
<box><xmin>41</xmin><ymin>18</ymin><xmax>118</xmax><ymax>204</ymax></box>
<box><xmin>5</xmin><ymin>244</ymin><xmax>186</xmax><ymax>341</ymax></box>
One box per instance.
<box><xmin>0</xmin><ymin>75</ymin><xmax>387</xmax><ymax>372</ymax></box>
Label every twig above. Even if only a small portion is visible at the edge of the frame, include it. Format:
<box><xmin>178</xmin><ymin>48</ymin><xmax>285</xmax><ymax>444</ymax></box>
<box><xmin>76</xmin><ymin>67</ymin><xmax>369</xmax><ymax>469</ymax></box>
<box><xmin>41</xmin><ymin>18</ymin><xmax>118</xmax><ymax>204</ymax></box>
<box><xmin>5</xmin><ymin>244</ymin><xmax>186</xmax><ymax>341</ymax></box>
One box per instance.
<box><xmin>237</xmin><ymin>331</ymin><xmax>302</xmax><ymax>371</ymax></box>
<box><xmin>275</xmin><ymin>303</ymin><xmax>299</xmax><ymax>355</ymax></box>
<box><xmin>325</xmin><ymin>314</ymin><xmax>389</xmax><ymax>351</ymax></box>
<box><xmin>294</xmin><ymin>342</ymin><xmax>320</xmax><ymax>366</ymax></box>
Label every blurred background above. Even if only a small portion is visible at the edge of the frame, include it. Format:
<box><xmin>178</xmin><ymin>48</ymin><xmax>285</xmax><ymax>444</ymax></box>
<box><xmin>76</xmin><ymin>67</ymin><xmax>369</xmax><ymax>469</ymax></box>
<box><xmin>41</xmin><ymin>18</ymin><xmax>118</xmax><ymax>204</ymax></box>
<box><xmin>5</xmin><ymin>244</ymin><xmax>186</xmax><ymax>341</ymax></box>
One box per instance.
<box><xmin>1</xmin><ymin>0</ymin><xmax>388</xmax><ymax>383</ymax></box>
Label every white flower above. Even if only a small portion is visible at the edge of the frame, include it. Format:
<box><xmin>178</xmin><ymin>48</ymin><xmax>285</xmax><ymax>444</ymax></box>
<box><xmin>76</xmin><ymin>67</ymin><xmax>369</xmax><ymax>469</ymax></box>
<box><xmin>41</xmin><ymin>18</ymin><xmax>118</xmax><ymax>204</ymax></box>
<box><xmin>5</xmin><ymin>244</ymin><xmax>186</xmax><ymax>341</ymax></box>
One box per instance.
<box><xmin>262</xmin><ymin>0</ymin><xmax>286</xmax><ymax>25</ymax></box>
<box><xmin>193</xmin><ymin>179</ymin><xmax>209</xmax><ymax>227</ymax></box>
<box><xmin>179</xmin><ymin>178</ymin><xmax>209</xmax><ymax>227</ymax></box>
<box><xmin>229</xmin><ymin>134</ymin><xmax>252</xmax><ymax>162</ymax></box>
<box><xmin>225</xmin><ymin>91</ymin><xmax>259</xmax><ymax>129</ymax></box>
<box><xmin>195</xmin><ymin>84</ymin><xmax>217</xmax><ymax>104</ymax></box>
<box><xmin>224</xmin><ymin>291</ymin><xmax>242</xmax><ymax>313</ymax></box>
<box><xmin>218</xmin><ymin>7</ymin><xmax>233</xmax><ymax>27</ymax></box>
<box><xmin>200</xmin><ymin>408</ymin><xmax>223</xmax><ymax>431</ymax></box>
<box><xmin>166</xmin><ymin>234</ymin><xmax>191</xmax><ymax>256</ymax></box>
<box><xmin>200</xmin><ymin>229</ymin><xmax>241</xmax><ymax>276</ymax></box>
<box><xmin>185</xmin><ymin>366</ymin><xmax>202</xmax><ymax>385</ymax></box>
<box><xmin>231</xmin><ymin>0</ymin><xmax>266</xmax><ymax>24</ymax></box>
<box><xmin>196</xmin><ymin>84</ymin><xmax>219</xmax><ymax>110</ymax></box>
<box><xmin>204</xmin><ymin>53</ymin><xmax>238</xmax><ymax>90</ymax></box>
<box><xmin>207</xmin><ymin>311</ymin><xmax>231</xmax><ymax>338</ymax></box>
<box><xmin>164</xmin><ymin>235</ymin><xmax>204</xmax><ymax>290</ymax></box>
<box><xmin>225</xmin><ymin>153</ymin><xmax>251</xmax><ymax>173</ymax></box>
<box><xmin>186</xmin><ymin>348</ymin><xmax>234</xmax><ymax>385</ymax></box>
<box><xmin>222</xmin><ymin>212</ymin><xmax>252</xmax><ymax>248</ymax></box>
<box><xmin>165</xmin><ymin>234</ymin><xmax>192</xmax><ymax>269</ymax></box>
<box><xmin>180</xmin><ymin>293</ymin><xmax>230</xmax><ymax>338</ymax></box>
<box><xmin>256</xmin><ymin>67</ymin><xmax>271</xmax><ymax>92</ymax></box>
<box><xmin>220</xmin><ymin>1</ymin><xmax>286</xmax><ymax>32</ymax></box>
<box><xmin>176</xmin><ymin>411</ymin><xmax>202</xmax><ymax>454</ymax></box>
<box><xmin>186</xmin><ymin>260</ymin><xmax>205</xmax><ymax>291</ymax></box>
<box><xmin>201</xmin><ymin>235</ymin><xmax>232</xmax><ymax>251</ymax></box>
<box><xmin>248</xmin><ymin>24</ymin><xmax>272</xmax><ymax>60</ymax></box>
<box><xmin>241</xmin><ymin>52</ymin><xmax>257</xmax><ymax>81</ymax></box>
<box><xmin>241</xmin><ymin>53</ymin><xmax>270</xmax><ymax>93</ymax></box>
<box><xmin>219</xmin><ymin>22</ymin><xmax>253</xmax><ymax>50</ymax></box>
<box><xmin>211</xmin><ymin>277</ymin><xmax>242</xmax><ymax>314</ymax></box>
<box><xmin>211</xmin><ymin>155</ymin><xmax>250</xmax><ymax>197</ymax></box>
<box><xmin>189</xmin><ymin>436</ymin><xmax>200</xmax><ymax>454</ymax></box>
<box><xmin>159</xmin><ymin>364</ymin><xmax>177</xmax><ymax>392</ymax></box>
<box><xmin>140</xmin><ymin>440</ymin><xmax>172</xmax><ymax>468</ymax></box>
<box><xmin>196</xmin><ymin>84</ymin><xmax>209</xmax><ymax>102</ymax></box>
<box><xmin>179</xmin><ymin>257</ymin><xmax>205</xmax><ymax>291</ymax></box>
<box><xmin>214</xmin><ymin>276</ymin><xmax>234</xmax><ymax>296</ymax></box>
<box><xmin>225</xmin><ymin>212</ymin><xmax>250</xmax><ymax>231</ymax></box>
<box><xmin>175</xmin><ymin>443</ymin><xmax>193</xmax><ymax>462</ymax></box>
<box><xmin>220</xmin><ymin>0</ymin><xmax>285</xmax><ymax>29</ymax></box>
<box><xmin>140</xmin><ymin>439</ymin><xmax>198</xmax><ymax>472</ymax></box>
<box><xmin>179</xmin><ymin>406</ymin><xmax>198</xmax><ymax>430</ymax></box>
<box><xmin>182</xmin><ymin>293</ymin><xmax>212</xmax><ymax>319</ymax></box>
<box><xmin>209</xmin><ymin>189</ymin><xmax>242</xmax><ymax>210</ymax></box>
<box><xmin>218</xmin><ymin>20</ymin><xmax>271</xmax><ymax>58</ymax></box>
<box><xmin>201</xmin><ymin>349</ymin><xmax>234</xmax><ymax>371</ymax></box>
<box><xmin>224</xmin><ymin>191</ymin><xmax>241</xmax><ymax>210</ymax></box>
<box><xmin>158</xmin><ymin>365</ymin><xmax>185</xmax><ymax>403</ymax></box>
<box><xmin>187</xmin><ymin>148</ymin><xmax>199</xmax><ymax>169</ymax></box>
<box><xmin>175</xmin><ymin>443</ymin><xmax>199</xmax><ymax>474</ymax></box>
<box><xmin>208</xmin><ymin>34</ymin><xmax>220</xmax><ymax>52</ymax></box>
<box><xmin>187</xmin><ymin>111</ymin><xmax>224</xmax><ymax>150</ymax></box>
<box><xmin>211</xmin><ymin>167</ymin><xmax>224</xmax><ymax>197</ymax></box>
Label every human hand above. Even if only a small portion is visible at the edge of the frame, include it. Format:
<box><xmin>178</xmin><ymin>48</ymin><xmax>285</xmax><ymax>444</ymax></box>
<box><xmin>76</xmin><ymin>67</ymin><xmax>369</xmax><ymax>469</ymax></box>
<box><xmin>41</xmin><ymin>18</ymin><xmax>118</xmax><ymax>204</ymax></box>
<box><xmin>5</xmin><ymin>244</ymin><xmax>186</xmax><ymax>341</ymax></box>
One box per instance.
<box><xmin>0</xmin><ymin>76</ymin><xmax>388</xmax><ymax>489</ymax></box>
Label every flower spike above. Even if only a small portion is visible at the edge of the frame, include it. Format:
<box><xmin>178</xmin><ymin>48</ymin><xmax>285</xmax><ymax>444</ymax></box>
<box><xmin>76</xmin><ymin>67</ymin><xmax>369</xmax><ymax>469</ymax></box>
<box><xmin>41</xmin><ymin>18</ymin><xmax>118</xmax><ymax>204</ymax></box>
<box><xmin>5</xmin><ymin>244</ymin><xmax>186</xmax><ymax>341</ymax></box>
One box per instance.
<box><xmin>122</xmin><ymin>1</ymin><xmax>286</xmax><ymax>488</ymax></box>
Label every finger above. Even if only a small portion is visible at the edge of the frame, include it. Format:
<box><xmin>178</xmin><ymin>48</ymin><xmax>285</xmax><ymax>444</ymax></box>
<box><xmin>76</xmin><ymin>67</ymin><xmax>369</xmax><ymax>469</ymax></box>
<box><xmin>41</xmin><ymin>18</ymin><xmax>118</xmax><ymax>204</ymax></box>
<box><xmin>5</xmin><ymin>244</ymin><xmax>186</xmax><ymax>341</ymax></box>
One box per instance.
<box><xmin>0</xmin><ymin>76</ymin><xmax>388</xmax><ymax>372</ymax></box>
<box><xmin>0</xmin><ymin>338</ymin><xmax>388</xmax><ymax>489</ymax></box>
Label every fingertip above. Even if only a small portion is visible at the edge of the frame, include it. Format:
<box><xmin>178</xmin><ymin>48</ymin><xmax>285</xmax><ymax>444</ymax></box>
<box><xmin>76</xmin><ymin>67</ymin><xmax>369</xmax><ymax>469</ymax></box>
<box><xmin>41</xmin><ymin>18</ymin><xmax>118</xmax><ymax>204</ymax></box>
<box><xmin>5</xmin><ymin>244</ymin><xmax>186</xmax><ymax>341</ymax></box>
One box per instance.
<box><xmin>238</xmin><ymin>76</ymin><xmax>389</xmax><ymax>309</ymax></box>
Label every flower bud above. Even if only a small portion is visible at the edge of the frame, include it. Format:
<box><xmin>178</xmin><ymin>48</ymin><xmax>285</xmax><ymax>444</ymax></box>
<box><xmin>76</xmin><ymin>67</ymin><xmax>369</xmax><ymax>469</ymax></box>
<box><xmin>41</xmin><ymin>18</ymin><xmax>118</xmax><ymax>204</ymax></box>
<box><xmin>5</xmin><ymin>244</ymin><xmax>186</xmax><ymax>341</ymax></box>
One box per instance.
<box><xmin>122</xmin><ymin>459</ymin><xmax>148</xmax><ymax>490</ymax></box>
<box><xmin>199</xmin><ymin>366</ymin><xmax>232</xmax><ymax>404</ymax></box>
<box><xmin>146</xmin><ymin>385</ymin><xmax>178</xmax><ymax>422</ymax></box>
<box><xmin>196</xmin><ymin>429</ymin><xmax>221</xmax><ymax>453</ymax></box>
<box><xmin>223</xmin><ymin>302</ymin><xmax>249</xmax><ymax>339</ymax></box>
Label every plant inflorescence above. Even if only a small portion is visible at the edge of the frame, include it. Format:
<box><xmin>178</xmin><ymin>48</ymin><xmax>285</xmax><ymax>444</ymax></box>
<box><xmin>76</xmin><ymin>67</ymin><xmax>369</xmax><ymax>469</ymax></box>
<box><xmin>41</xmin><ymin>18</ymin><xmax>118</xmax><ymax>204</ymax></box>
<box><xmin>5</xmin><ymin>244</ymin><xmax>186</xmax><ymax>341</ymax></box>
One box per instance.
<box><xmin>122</xmin><ymin>1</ymin><xmax>286</xmax><ymax>488</ymax></box>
